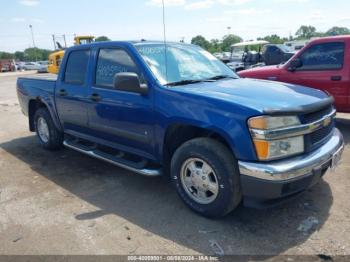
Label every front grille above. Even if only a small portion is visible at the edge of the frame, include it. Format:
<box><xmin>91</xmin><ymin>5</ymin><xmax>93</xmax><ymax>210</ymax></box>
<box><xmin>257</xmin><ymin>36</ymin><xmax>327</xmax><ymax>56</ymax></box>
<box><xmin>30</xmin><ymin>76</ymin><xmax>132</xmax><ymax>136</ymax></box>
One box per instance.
<box><xmin>302</xmin><ymin>105</ymin><xmax>334</xmax><ymax>152</ymax></box>
<box><xmin>302</xmin><ymin>105</ymin><xmax>333</xmax><ymax>124</ymax></box>
<box><xmin>310</xmin><ymin>124</ymin><xmax>334</xmax><ymax>145</ymax></box>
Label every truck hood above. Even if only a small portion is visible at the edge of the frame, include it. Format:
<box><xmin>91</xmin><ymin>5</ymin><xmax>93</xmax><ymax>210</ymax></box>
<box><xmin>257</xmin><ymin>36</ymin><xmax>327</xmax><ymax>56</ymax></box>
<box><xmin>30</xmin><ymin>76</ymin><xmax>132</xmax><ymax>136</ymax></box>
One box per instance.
<box><xmin>238</xmin><ymin>65</ymin><xmax>282</xmax><ymax>77</ymax></box>
<box><xmin>173</xmin><ymin>78</ymin><xmax>330</xmax><ymax>114</ymax></box>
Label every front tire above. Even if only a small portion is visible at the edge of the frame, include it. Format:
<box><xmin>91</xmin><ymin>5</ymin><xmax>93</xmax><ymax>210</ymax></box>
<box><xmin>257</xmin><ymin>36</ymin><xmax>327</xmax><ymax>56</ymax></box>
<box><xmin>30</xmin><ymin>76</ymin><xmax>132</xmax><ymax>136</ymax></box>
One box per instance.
<box><xmin>34</xmin><ymin>107</ymin><xmax>63</xmax><ymax>150</ymax></box>
<box><xmin>171</xmin><ymin>138</ymin><xmax>242</xmax><ymax>218</ymax></box>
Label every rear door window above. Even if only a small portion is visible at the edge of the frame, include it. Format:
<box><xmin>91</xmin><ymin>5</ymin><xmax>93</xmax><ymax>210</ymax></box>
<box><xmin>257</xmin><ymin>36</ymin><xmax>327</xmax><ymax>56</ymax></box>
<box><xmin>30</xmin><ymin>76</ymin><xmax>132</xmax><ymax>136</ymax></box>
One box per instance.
<box><xmin>64</xmin><ymin>50</ymin><xmax>90</xmax><ymax>85</ymax></box>
<box><xmin>298</xmin><ymin>42</ymin><xmax>344</xmax><ymax>71</ymax></box>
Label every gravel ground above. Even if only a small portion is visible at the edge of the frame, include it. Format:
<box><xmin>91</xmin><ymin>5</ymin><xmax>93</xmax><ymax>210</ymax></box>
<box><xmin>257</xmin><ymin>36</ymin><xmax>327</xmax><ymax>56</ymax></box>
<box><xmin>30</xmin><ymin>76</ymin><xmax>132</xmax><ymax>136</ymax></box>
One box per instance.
<box><xmin>0</xmin><ymin>72</ymin><xmax>349</xmax><ymax>256</ymax></box>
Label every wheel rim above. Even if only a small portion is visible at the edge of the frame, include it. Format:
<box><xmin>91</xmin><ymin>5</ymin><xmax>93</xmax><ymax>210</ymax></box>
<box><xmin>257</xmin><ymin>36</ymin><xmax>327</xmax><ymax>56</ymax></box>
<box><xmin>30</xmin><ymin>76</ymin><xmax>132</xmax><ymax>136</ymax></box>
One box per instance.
<box><xmin>37</xmin><ymin>117</ymin><xmax>50</xmax><ymax>143</ymax></box>
<box><xmin>180</xmin><ymin>158</ymin><xmax>219</xmax><ymax>205</ymax></box>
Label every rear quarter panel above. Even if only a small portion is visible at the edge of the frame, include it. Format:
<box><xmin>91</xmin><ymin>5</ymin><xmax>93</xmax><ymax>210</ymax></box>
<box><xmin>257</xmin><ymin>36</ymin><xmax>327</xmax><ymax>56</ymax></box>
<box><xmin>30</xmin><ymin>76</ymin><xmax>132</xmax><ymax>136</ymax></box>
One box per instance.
<box><xmin>17</xmin><ymin>77</ymin><xmax>61</xmax><ymax>130</ymax></box>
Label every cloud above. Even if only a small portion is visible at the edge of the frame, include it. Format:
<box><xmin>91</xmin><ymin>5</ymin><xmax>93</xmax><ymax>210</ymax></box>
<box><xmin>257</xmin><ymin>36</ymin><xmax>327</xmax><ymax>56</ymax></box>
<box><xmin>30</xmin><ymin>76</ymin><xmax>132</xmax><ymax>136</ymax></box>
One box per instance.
<box><xmin>309</xmin><ymin>10</ymin><xmax>326</xmax><ymax>21</ymax></box>
<box><xmin>11</xmin><ymin>17</ymin><xmax>44</xmax><ymax>23</ymax></box>
<box><xmin>18</xmin><ymin>0</ymin><xmax>40</xmax><ymax>6</ymax></box>
<box><xmin>338</xmin><ymin>16</ymin><xmax>350</xmax><ymax>22</ymax></box>
<box><xmin>11</xmin><ymin>17</ymin><xmax>26</xmax><ymax>23</ymax></box>
<box><xmin>225</xmin><ymin>8</ymin><xmax>271</xmax><ymax>15</ymax></box>
<box><xmin>217</xmin><ymin>0</ymin><xmax>252</xmax><ymax>5</ymax></box>
<box><xmin>147</xmin><ymin>0</ymin><xmax>252</xmax><ymax>8</ymax></box>
<box><xmin>31</xmin><ymin>18</ymin><xmax>44</xmax><ymax>23</ymax></box>
<box><xmin>273</xmin><ymin>0</ymin><xmax>309</xmax><ymax>2</ymax></box>
<box><xmin>185</xmin><ymin>0</ymin><xmax>214</xmax><ymax>10</ymax></box>
<box><xmin>146</xmin><ymin>0</ymin><xmax>186</xmax><ymax>7</ymax></box>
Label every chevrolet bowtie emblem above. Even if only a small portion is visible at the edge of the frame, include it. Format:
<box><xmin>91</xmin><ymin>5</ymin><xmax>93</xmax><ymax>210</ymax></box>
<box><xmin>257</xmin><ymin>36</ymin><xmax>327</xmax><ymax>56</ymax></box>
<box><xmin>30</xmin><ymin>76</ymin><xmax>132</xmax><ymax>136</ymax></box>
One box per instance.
<box><xmin>323</xmin><ymin>117</ymin><xmax>332</xmax><ymax>127</ymax></box>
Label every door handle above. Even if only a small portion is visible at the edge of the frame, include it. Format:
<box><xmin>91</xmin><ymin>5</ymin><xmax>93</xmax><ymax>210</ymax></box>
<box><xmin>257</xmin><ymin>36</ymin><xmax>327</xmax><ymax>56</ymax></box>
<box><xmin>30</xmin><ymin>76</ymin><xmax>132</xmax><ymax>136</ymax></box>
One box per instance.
<box><xmin>58</xmin><ymin>89</ymin><xmax>68</xmax><ymax>96</ymax></box>
<box><xmin>89</xmin><ymin>93</ymin><xmax>101</xmax><ymax>102</ymax></box>
<box><xmin>331</xmin><ymin>76</ymin><xmax>342</xmax><ymax>81</ymax></box>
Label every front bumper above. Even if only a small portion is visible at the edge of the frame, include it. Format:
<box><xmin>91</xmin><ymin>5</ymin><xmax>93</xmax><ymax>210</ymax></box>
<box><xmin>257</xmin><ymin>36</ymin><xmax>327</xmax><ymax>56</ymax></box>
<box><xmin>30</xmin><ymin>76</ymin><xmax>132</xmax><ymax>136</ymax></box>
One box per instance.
<box><xmin>238</xmin><ymin>128</ymin><xmax>344</xmax><ymax>207</ymax></box>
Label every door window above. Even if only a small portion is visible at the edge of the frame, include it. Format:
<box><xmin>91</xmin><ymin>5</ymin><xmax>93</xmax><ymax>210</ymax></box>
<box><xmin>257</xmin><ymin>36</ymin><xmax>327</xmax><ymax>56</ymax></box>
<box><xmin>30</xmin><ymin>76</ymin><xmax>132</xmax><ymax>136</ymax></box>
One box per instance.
<box><xmin>298</xmin><ymin>42</ymin><xmax>344</xmax><ymax>71</ymax></box>
<box><xmin>95</xmin><ymin>48</ymin><xmax>139</xmax><ymax>88</ymax></box>
<box><xmin>64</xmin><ymin>50</ymin><xmax>90</xmax><ymax>85</ymax></box>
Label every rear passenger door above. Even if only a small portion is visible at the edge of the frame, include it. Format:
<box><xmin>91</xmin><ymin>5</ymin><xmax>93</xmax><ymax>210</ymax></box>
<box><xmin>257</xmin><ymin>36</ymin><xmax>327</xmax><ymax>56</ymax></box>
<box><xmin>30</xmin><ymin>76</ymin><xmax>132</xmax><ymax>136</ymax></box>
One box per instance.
<box><xmin>55</xmin><ymin>49</ymin><xmax>91</xmax><ymax>133</ymax></box>
<box><xmin>280</xmin><ymin>42</ymin><xmax>349</xmax><ymax>111</ymax></box>
<box><xmin>87</xmin><ymin>46</ymin><xmax>155</xmax><ymax>159</ymax></box>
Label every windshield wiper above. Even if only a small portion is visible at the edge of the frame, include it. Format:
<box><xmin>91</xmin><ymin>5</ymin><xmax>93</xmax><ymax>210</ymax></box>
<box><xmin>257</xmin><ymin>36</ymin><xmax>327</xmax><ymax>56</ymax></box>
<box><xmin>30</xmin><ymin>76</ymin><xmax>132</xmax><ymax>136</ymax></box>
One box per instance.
<box><xmin>206</xmin><ymin>75</ymin><xmax>237</xmax><ymax>81</ymax></box>
<box><xmin>165</xmin><ymin>79</ymin><xmax>205</xmax><ymax>87</ymax></box>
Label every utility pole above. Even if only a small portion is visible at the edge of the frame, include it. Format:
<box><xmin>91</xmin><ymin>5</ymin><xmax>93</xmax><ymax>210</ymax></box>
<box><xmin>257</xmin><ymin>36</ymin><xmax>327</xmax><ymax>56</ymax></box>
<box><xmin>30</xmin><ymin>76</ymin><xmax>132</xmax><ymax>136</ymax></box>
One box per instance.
<box><xmin>52</xmin><ymin>34</ymin><xmax>57</xmax><ymax>50</ymax></box>
<box><xmin>29</xmin><ymin>25</ymin><xmax>36</xmax><ymax>48</ymax></box>
<box><xmin>227</xmin><ymin>26</ymin><xmax>232</xmax><ymax>35</ymax></box>
<box><xmin>29</xmin><ymin>25</ymin><xmax>37</xmax><ymax>61</ymax></box>
<box><xmin>63</xmin><ymin>34</ymin><xmax>67</xmax><ymax>48</ymax></box>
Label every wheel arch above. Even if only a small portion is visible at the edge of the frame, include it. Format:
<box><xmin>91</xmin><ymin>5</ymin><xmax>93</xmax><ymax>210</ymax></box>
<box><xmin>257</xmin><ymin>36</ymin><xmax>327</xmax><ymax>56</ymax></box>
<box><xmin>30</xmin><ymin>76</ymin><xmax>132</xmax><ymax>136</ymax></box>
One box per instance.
<box><xmin>161</xmin><ymin>122</ymin><xmax>237</xmax><ymax>176</ymax></box>
<box><xmin>28</xmin><ymin>98</ymin><xmax>62</xmax><ymax>132</ymax></box>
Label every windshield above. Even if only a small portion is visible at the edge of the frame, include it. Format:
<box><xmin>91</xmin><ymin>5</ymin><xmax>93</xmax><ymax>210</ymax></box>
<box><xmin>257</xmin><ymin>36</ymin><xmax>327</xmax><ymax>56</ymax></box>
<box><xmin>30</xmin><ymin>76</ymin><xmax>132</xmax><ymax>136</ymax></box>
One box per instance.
<box><xmin>135</xmin><ymin>43</ymin><xmax>238</xmax><ymax>85</ymax></box>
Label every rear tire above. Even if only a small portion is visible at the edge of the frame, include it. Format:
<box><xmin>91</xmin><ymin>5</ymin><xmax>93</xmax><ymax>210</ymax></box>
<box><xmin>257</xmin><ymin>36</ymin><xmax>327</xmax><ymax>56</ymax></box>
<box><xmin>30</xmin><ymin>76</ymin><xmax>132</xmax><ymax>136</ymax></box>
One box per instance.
<box><xmin>171</xmin><ymin>138</ymin><xmax>242</xmax><ymax>218</ymax></box>
<box><xmin>34</xmin><ymin>107</ymin><xmax>63</xmax><ymax>150</ymax></box>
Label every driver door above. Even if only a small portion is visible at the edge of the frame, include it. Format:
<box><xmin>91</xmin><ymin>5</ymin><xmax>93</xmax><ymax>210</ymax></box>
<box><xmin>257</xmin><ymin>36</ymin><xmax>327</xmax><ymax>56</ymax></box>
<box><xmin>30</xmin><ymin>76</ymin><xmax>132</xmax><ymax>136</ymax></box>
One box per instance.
<box><xmin>87</xmin><ymin>46</ymin><xmax>155</xmax><ymax>159</ymax></box>
<box><xmin>279</xmin><ymin>41</ymin><xmax>348</xmax><ymax>111</ymax></box>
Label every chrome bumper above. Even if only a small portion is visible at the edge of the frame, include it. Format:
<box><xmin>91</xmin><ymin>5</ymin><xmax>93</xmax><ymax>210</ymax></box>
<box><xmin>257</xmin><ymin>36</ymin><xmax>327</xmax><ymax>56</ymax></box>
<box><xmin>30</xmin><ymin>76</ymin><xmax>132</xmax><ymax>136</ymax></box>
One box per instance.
<box><xmin>239</xmin><ymin>128</ymin><xmax>344</xmax><ymax>181</ymax></box>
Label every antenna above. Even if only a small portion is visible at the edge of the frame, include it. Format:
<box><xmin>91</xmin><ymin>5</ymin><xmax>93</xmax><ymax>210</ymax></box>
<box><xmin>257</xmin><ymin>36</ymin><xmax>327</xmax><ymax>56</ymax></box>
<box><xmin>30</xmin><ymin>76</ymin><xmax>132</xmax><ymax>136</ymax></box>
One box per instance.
<box><xmin>162</xmin><ymin>0</ymin><xmax>168</xmax><ymax>83</ymax></box>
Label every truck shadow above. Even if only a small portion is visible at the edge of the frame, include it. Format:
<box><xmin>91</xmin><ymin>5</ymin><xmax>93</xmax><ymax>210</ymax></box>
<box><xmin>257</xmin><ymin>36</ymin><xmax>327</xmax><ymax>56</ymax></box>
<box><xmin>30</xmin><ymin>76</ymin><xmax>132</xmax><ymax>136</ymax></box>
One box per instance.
<box><xmin>0</xmin><ymin>135</ymin><xmax>335</xmax><ymax>255</ymax></box>
<box><xmin>336</xmin><ymin>117</ymin><xmax>350</xmax><ymax>145</ymax></box>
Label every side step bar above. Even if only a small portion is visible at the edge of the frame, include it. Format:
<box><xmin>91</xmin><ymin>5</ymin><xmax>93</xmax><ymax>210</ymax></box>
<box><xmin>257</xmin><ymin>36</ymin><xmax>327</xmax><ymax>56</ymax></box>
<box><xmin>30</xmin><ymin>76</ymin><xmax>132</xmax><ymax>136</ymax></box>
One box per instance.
<box><xmin>63</xmin><ymin>140</ymin><xmax>162</xmax><ymax>177</ymax></box>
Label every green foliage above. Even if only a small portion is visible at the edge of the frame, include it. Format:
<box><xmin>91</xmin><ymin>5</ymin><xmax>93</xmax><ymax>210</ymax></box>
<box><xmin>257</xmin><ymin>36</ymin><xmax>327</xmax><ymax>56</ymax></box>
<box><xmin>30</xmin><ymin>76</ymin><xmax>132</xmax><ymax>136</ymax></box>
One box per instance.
<box><xmin>221</xmin><ymin>34</ymin><xmax>243</xmax><ymax>51</ymax></box>
<box><xmin>258</xmin><ymin>34</ymin><xmax>288</xmax><ymax>44</ymax></box>
<box><xmin>191</xmin><ymin>35</ymin><xmax>211</xmax><ymax>50</ymax></box>
<box><xmin>0</xmin><ymin>52</ymin><xmax>15</xmax><ymax>59</ymax></box>
<box><xmin>23</xmin><ymin>48</ymin><xmax>52</xmax><ymax>61</ymax></box>
<box><xmin>191</xmin><ymin>34</ymin><xmax>241</xmax><ymax>53</ymax></box>
<box><xmin>326</xmin><ymin>27</ymin><xmax>350</xmax><ymax>36</ymax></box>
<box><xmin>95</xmin><ymin>36</ymin><xmax>111</xmax><ymax>42</ymax></box>
<box><xmin>295</xmin><ymin>25</ymin><xmax>317</xmax><ymax>39</ymax></box>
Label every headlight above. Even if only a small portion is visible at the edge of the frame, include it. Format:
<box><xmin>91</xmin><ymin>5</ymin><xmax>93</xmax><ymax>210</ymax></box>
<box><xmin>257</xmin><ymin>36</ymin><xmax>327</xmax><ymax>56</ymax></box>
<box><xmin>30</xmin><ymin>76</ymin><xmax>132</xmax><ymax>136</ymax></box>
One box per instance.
<box><xmin>249</xmin><ymin>115</ymin><xmax>300</xmax><ymax>129</ymax></box>
<box><xmin>248</xmin><ymin>116</ymin><xmax>304</xmax><ymax>160</ymax></box>
<box><xmin>253</xmin><ymin>136</ymin><xmax>304</xmax><ymax>160</ymax></box>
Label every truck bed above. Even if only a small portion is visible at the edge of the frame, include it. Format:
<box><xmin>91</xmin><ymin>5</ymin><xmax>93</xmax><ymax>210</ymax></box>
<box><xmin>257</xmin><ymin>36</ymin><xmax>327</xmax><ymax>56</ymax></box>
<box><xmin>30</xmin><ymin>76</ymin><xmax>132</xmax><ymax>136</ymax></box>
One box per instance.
<box><xmin>19</xmin><ymin>73</ymin><xmax>58</xmax><ymax>82</ymax></box>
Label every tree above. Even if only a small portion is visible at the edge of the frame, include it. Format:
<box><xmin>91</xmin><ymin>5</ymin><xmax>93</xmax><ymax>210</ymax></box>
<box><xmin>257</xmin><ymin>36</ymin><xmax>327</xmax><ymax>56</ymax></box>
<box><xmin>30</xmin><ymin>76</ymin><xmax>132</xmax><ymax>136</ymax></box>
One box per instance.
<box><xmin>95</xmin><ymin>36</ymin><xmax>111</xmax><ymax>42</ymax></box>
<box><xmin>22</xmin><ymin>48</ymin><xmax>52</xmax><ymax>61</ymax></box>
<box><xmin>191</xmin><ymin>35</ymin><xmax>211</xmax><ymax>50</ymax></box>
<box><xmin>221</xmin><ymin>34</ymin><xmax>242</xmax><ymax>52</ymax></box>
<box><xmin>295</xmin><ymin>25</ymin><xmax>317</xmax><ymax>39</ymax></box>
<box><xmin>326</xmin><ymin>26</ymin><xmax>350</xmax><ymax>36</ymax></box>
<box><xmin>209</xmin><ymin>39</ymin><xmax>222</xmax><ymax>53</ymax></box>
<box><xmin>0</xmin><ymin>52</ymin><xmax>15</xmax><ymax>59</ymax></box>
<box><xmin>258</xmin><ymin>34</ymin><xmax>288</xmax><ymax>44</ymax></box>
<box><xmin>14</xmin><ymin>51</ymin><xmax>25</xmax><ymax>61</ymax></box>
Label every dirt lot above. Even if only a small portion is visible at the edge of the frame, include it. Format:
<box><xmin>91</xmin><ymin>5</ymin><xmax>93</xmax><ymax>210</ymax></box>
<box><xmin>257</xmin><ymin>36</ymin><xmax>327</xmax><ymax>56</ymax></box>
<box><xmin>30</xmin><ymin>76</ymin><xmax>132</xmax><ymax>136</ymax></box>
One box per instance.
<box><xmin>0</xmin><ymin>71</ymin><xmax>349</xmax><ymax>256</ymax></box>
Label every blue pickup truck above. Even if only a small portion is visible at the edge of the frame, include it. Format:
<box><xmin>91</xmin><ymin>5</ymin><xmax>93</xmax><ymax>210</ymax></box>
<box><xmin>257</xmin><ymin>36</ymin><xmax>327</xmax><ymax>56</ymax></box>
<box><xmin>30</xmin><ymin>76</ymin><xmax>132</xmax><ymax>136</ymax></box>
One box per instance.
<box><xmin>17</xmin><ymin>41</ymin><xmax>344</xmax><ymax>217</ymax></box>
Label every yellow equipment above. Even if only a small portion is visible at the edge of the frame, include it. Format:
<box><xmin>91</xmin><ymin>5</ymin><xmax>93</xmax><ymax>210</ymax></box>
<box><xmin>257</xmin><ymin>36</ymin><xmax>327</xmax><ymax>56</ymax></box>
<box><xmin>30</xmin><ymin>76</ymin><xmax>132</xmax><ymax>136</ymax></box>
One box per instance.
<box><xmin>48</xmin><ymin>36</ymin><xmax>95</xmax><ymax>74</ymax></box>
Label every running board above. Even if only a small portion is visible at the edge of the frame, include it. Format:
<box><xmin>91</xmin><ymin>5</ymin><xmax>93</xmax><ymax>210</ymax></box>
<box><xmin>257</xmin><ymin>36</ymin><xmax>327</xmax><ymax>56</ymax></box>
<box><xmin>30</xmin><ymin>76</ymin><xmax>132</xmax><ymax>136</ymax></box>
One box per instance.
<box><xmin>63</xmin><ymin>140</ymin><xmax>162</xmax><ymax>177</ymax></box>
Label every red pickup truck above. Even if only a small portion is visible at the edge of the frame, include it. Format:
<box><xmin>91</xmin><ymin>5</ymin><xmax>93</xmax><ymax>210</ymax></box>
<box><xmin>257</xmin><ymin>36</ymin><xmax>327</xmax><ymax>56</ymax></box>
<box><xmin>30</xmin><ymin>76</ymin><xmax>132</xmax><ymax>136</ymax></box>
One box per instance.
<box><xmin>239</xmin><ymin>36</ymin><xmax>350</xmax><ymax>113</ymax></box>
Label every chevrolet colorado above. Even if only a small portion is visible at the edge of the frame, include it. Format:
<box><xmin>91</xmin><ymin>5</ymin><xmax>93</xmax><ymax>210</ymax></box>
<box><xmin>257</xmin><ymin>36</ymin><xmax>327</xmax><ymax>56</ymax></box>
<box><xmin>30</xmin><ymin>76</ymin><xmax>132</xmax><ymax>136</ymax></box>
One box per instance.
<box><xmin>17</xmin><ymin>41</ymin><xmax>344</xmax><ymax>217</ymax></box>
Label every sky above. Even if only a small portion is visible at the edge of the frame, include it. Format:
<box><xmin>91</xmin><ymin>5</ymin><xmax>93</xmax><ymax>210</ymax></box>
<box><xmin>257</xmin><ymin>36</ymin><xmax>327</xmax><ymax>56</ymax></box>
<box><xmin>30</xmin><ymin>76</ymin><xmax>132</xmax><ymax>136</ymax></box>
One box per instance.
<box><xmin>1</xmin><ymin>0</ymin><xmax>350</xmax><ymax>52</ymax></box>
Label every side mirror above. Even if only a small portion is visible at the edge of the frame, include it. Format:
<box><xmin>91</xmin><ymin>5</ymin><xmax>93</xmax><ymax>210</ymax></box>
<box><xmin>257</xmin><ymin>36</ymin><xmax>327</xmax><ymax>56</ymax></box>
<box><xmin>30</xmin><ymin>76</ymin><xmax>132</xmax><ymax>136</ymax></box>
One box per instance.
<box><xmin>113</xmin><ymin>72</ymin><xmax>148</xmax><ymax>95</ymax></box>
<box><xmin>288</xmin><ymin>58</ymin><xmax>302</xmax><ymax>72</ymax></box>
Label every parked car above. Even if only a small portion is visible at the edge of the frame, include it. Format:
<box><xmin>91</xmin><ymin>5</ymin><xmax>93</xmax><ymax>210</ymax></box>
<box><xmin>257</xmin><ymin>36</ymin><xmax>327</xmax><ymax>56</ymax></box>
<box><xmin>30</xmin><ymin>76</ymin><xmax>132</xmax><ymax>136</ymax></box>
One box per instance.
<box><xmin>37</xmin><ymin>61</ymin><xmax>49</xmax><ymax>73</ymax></box>
<box><xmin>16</xmin><ymin>62</ymin><xmax>25</xmax><ymax>71</ymax></box>
<box><xmin>17</xmin><ymin>41</ymin><xmax>344</xmax><ymax>217</ymax></box>
<box><xmin>227</xmin><ymin>40</ymin><xmax>269</xmax><ymax>71</ymax></box>
<box><xmin>284</xmin><ymin>40</ymin><xmax>310</xmax><ymax>52</ymax></box>
<box><xmin>23</xmin><ymin>62</ymin><xmax>41</xmax><ymax>71</ymax></box>
<box><xmin>239</xmin><ymin>35</ymin><xmax>350</xmax><ymax>113</ymax></box>
<box><xmin>262</xmin><ymin>44</ymin><xmax>295</xmax><ymax>65</ymax></box>
<box><xmin>0</xmin><ymin>59</ymin><xmax>15</xmax><ymax>72</ymax></box>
